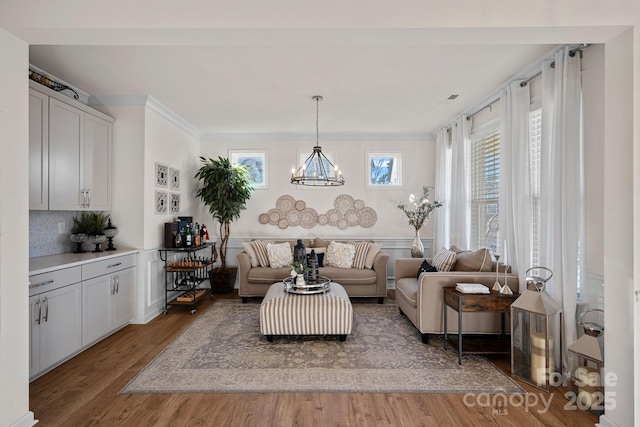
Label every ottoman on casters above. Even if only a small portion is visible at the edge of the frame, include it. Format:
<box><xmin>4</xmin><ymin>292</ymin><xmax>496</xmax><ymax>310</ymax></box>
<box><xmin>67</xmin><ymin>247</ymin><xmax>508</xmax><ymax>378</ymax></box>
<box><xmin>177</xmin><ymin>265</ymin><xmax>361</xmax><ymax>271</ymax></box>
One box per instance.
<box><xmin>260</xmin><ymin>281</ymin><xmax>353</xmax><ymax>342</ymax></box>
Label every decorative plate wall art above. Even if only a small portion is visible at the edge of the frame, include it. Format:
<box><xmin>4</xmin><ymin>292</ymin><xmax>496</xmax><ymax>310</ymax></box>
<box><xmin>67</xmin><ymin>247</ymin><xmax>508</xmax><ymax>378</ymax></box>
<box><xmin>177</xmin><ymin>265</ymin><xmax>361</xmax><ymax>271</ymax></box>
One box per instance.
<box><xmin>258</xmin><ymin>194</ymin><xmax>377</xmax><ymax>229</ymax></box>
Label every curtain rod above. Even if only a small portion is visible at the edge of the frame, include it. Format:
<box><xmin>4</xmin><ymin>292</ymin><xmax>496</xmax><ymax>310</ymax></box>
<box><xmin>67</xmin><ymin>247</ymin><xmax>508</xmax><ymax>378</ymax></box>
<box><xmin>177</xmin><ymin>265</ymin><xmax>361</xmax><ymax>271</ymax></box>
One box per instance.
<box><xmin>465</xmin><ymin>44</ymin><xmax>590</xmax><ymax>120</ymax></box>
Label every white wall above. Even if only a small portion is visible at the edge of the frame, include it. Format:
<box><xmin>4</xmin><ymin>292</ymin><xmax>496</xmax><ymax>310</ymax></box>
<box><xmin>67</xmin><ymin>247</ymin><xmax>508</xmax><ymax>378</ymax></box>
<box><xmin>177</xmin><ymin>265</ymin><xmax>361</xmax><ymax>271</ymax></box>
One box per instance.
<box><xmin>603</xmin><ymin>28</ymin><xmax>634</xmax><ymax>427</ymax></box>
<box><xmin>0</xmin><ymin>28</ymin><xmax>35</xmax><ymax>427</ymax></box>
<box><xmin>199</xmin><ymin>138</ymin><xmax>437</xmax><ymax>243</ymax></box>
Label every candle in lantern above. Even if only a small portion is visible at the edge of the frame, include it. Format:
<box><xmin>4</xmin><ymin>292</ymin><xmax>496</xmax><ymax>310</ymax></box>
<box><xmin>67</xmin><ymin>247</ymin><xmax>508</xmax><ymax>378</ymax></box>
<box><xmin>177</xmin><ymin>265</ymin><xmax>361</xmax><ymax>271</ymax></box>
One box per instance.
<box><xmin>530</xmin><ymin>332</ymin><xmax>555</xmax><ymax>387</ymax></box>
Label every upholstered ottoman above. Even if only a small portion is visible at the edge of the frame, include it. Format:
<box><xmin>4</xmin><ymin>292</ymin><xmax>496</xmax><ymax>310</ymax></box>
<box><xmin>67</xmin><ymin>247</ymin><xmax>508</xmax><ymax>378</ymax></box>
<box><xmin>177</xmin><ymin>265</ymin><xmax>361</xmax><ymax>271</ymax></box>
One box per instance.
<box><xmin>260</xmin><ymin>281</ymin><xmax>353</xmax><ymax>341</ymax></box>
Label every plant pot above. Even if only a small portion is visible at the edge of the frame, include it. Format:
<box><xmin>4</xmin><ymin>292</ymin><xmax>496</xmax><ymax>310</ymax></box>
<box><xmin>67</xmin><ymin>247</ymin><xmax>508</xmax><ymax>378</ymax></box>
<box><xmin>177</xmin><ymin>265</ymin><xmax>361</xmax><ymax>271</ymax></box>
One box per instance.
<box><xmin>208</xmin><ymin>267</ymin><xmax>237</xmax><ymax>294</ymax></box>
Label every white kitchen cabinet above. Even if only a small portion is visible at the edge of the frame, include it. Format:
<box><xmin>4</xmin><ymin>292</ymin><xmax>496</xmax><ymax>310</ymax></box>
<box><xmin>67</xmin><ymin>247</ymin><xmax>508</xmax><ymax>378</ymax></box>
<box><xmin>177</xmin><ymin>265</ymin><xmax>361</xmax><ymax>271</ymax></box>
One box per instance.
<box><xmin>29</xmin><ymin>88</ymin><xmax>49</xmax><ymax>210</ymax></box>
<box><xmin>29</xmin><ymin>282</ymin><xmax>82</xmax><ymax>379</ymax></box>
<box><xmin>82</xmin><ymin>254</ymin><xmax>136</xmax><ymax>346</ymax></box>
<box><xmin>30</xmin><ymin>81</ymin><xmax>114</xmax><ymax>211</ymax></box>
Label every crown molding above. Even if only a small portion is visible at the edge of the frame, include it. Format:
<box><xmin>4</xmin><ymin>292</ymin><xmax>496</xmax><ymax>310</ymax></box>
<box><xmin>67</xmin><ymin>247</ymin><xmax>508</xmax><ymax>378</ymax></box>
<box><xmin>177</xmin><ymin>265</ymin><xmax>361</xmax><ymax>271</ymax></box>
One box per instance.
<box><xmin>200</xmin><ymin>132</ymin><xmax>433</xmax><ymax>143</ymax></box>
<box><xmin>90</xmin><ymin>94</ymin><xmax>203</xmax><ymax>139</ymax></box>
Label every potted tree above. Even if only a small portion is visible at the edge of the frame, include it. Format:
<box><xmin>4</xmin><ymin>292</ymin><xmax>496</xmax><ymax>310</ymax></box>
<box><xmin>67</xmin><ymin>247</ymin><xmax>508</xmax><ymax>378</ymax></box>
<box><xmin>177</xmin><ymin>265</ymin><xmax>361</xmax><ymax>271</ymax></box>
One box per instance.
<box><xmin>195</xmin><ymin>156</ymin><xmax>253</xmax><ymax>293</ymax></box>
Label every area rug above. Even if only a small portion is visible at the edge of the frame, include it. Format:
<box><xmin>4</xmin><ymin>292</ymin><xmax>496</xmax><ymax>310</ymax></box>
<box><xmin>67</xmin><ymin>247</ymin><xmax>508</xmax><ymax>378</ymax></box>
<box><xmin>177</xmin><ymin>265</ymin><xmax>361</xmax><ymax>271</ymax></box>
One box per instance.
<box><xmin>121</xmin><ymin>299</ymin><xmax>524</xmax><ymax>394</ymax></box>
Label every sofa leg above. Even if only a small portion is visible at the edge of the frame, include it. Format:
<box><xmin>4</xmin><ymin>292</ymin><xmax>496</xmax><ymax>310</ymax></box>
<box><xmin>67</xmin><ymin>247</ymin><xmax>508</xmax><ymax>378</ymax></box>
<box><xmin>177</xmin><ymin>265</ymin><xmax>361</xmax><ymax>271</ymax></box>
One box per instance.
<box><xmin>399</xmin><ymin>308</ymin><xmax>406</xmax><ymax>316</ymax></box>
<box><xmin>421</xmin><ymin>333</ymin><xmax>429</xmax><ymax>344</ymax></box>
<box><xmin>378</xmin><ymin>297</ymin><xmax>384</xmax><ymax>304</ymax></box>
<box><xmin>339</xmin><ymin>335</ymin><xmax>347</xmax><ymax>342</ymax></box>
<box><xmin>242</xmin><ymin>297</ymin><xmax>248</xmax><ymax>304</ymax></box>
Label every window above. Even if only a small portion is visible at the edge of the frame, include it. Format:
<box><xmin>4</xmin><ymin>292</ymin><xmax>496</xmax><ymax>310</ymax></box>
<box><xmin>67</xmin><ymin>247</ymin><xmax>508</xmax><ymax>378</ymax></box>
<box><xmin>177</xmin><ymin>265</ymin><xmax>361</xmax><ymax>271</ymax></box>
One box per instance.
<box><xmin>528</xmin><ymin>107</ymin><xmax>542</xmax><ymax>266</ymax></box>
<box><xmin>470</xmin><ymin>127</ymin><xmax>500</xmax><ymax>251</ymax></box>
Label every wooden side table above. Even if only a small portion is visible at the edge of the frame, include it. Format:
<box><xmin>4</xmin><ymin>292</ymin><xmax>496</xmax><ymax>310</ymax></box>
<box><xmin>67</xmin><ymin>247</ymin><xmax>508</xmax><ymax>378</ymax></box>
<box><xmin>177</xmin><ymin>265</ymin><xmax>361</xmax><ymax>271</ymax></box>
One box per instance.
<box><xmin>443</xmin><ymin>287</ymin><xmax>519</xmax><ymax>365</ymax></box>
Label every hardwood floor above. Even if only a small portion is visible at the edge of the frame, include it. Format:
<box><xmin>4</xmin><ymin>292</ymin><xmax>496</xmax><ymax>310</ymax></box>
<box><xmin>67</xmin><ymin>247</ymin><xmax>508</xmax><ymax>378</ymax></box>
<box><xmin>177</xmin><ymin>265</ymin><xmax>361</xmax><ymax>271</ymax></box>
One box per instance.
<box><xmin>29</xmin><ymin>292</ymin><xmax>599</xmax><ymax>426</ymax></box>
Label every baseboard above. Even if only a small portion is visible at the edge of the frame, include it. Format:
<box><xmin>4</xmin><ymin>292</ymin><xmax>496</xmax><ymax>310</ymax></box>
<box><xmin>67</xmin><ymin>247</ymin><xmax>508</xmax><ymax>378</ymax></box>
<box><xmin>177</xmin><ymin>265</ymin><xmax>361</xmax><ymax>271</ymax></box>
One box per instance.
<box><xmin>9</xmin><ymin>411</ymin><xmax>37</xmax><ymax>427</ymax></box>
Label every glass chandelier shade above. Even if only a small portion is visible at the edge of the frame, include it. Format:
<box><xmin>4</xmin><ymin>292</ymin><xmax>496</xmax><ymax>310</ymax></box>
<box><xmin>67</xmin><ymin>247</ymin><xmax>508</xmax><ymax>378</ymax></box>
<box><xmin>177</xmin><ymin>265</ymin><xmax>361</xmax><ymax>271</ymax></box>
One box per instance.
<box><xmin>291</xmin><ymin>96</ymin><xmax>345</xmax><ymax>186</ymax></box>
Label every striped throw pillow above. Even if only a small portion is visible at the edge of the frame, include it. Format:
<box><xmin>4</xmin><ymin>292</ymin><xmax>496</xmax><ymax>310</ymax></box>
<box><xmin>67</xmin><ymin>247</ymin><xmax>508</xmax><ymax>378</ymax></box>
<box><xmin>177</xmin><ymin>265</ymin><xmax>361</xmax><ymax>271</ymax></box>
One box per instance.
<box><xmin>251</xmin><ymin>240</ymin><xmax>274</xmax><ymax>267</ymax></box>
<box><xmin>432</xmin><ymin>247</ymin><xmax>457</xmax><ymax>272</ymax></box>
<box><xmin>349</xmin><ymin>241</ymin><xmax>371</xmax><ymax>269</ymax></box>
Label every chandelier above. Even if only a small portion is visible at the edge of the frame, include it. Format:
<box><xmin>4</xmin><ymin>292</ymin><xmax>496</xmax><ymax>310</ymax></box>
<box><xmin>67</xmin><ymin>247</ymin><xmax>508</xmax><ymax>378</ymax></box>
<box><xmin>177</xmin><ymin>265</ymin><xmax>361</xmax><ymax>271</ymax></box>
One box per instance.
<box><xmin>291</xmin><ymin>96</ymin><xmax>345</xmax><ymax>186</ymax></box>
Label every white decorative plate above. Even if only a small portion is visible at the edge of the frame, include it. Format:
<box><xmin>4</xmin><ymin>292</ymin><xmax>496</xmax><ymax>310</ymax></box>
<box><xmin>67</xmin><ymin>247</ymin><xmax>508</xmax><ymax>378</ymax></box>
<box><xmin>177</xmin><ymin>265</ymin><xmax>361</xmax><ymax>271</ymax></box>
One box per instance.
<box><xmin>300</xmin><ymin>208</ymin><xmax>318</xmax><ymax>229</ymax></box>
<box><xmin>326</xmin><ymin>209</ymin><xmax>341</xmax><ymax>226</ymax></box>
<box><xmin>354</xmin><ymin>199</ymin><xmax>365</xmax><ymax>210</ymax></box>
<box><xmin>334</xmin><ymin>194</ymin><xmax>355</xmax><ymax>213</ymax></box>
<box><xmin>285</xmin><ymin>209</ymin><xmax>302</xmax><ymax>226</ymax></box>
<box><xmin>295</xmin><ymin>200</ymin><xmax>306</xmax><ymax>211</ymax></box>
<box><xmin>317</xmin><ymin>214</ymin><xmax>328</xmax><ymax>226</ymax></box>
<box><xmin>267</xmin><ymin>208</ymin><xmax>281</xmax><ymax>225</ymax></box>
<box><xmin>258</xmin><ymin>213</ymin><xmax>269</xmax><ymax>224</ymax></box>
<box><xmin>358</xmin><ymin>207</ymin><xmax>378</xmax><ymax>228</ymax></box>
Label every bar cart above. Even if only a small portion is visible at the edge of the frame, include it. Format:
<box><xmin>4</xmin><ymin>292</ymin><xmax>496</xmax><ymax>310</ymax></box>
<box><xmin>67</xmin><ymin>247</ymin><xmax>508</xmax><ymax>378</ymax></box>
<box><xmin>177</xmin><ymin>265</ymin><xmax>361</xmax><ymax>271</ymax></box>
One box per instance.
<box><xmin>159</xmin><ymin>242</ymin><xmax>217</xmax><ymax>314</ymax></box>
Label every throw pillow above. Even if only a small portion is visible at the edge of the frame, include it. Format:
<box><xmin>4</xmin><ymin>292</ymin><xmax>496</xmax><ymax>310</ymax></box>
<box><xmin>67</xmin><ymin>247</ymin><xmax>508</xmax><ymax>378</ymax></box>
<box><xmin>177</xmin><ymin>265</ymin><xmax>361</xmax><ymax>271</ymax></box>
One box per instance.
<box><xmin>454</xmin><ymin>248</ymin><xmax>492</xmax><ymax>272</ymax></box>
<box><xmin>432</xmin><ymin>247</ymin><xmax>457</xmax><ymax>272</ymax></box>
<box><xmin>266</xmin><ymin>242</ymin><xmax>293</xmax><ymax>269</ymax></box>
<box><xmin>416</xmin><ymin>259</ymin><xmax>437</xmax><ymax>279</ymax></box>
<box><xmin>350</xmin><ymin>241</ymin><xmax>371</xmax><ymax>269</ymax></box>
<box><xmin>312</xmin><ymin>237</ymin><xmax>330</xmax><ymax>248</ymax></box>
<box><xmin>325</xmin><ymin>241</ymin><xmax>356</xmax><ymax>269</ymax></box>
<box><xmin>241</xmin><ymin>242</ymin><xmax>259</xmax><ymax>268</ymax></box>
<box><xmin>251</xmin><ymin>239</ymin><xmax>274</xmax><ymax>267</ymax></box>
<box><xmin>364</xmin><ymin>243</ymin><xmax>383</xmax><ymax>269</ymax></box>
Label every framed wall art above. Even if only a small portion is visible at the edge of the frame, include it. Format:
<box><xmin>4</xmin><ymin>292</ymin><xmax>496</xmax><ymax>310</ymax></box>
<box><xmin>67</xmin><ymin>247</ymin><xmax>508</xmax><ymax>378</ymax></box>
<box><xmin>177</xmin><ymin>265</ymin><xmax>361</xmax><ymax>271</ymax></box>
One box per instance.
<box><xmin>366</xmin><ymin>152</ymin><xmax>403</xmax><ymax>188</ymax></box>
<box><xmin>155</xmin><ymin>163</ymin><xmax>168</xmax><ymax>187</ymax></box>
<box><xmin>229</xmin><ymin>150</ymin><xmax>268</xmax><ymax>189</ymax></box>
<box><xmin>170</xmin><ymin>167</ymin><xmax>180</xmax><ymax>190</ymax></box>
<box><xmin>155</xmin><ymin>190</ymin><xmax>168</xmax><ymax>214</ymax></box>
<box><xmin>170</xmin><ymin>193</ymin><xmax>180</xmax><ymax>214</ymax></box>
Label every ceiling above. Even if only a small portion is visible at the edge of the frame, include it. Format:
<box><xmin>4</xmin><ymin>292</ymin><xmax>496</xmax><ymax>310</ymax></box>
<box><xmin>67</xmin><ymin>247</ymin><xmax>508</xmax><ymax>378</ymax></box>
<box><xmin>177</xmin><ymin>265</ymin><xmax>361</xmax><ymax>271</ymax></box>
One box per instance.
<box><xmin>3</xmin><ymin>1</ymin><xmax>631</xmax><ymax>140</ymax></box>
<box><xmin>29</xmin><ymin>41</ymin><xmax>554</xmax><ymax>139</ymax></box>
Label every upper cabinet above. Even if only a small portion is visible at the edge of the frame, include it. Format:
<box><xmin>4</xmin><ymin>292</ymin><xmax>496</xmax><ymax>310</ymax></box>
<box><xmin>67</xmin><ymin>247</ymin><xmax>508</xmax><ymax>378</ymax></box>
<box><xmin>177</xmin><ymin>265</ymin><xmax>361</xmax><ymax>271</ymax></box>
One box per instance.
<box><xmin>29</xmin><ymin>89</ymin><xmax>49</xmax><ymax>210</ymax></box>
<box><xmin>29</xmin><ymin>81</ymin><xmax>114</xmax><ymax>211</ymax></box>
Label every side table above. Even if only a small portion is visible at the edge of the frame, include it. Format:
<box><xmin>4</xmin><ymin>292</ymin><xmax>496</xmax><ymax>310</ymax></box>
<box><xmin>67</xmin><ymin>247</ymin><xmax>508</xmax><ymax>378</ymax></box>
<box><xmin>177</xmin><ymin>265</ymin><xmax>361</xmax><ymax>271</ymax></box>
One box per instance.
<box><xmin>443</xmin><ymin>287</ymin><xmax>519</xmax><ymax>365</ymax></box>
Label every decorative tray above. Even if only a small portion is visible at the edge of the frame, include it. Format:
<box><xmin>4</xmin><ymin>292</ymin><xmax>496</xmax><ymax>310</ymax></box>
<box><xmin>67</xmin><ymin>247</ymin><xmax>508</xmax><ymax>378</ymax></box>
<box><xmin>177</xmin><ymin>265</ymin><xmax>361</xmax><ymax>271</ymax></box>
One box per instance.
<box><xmin>283</xmin><ymin>275</ymin><xmax>331</xmax><ymax>294</ymax></box>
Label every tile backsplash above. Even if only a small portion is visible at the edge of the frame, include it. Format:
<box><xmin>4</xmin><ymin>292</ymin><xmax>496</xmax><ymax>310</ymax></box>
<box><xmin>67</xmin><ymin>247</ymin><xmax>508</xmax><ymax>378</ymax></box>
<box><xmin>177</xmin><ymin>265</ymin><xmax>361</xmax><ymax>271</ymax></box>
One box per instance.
<box><xmin>29</xmin><ymin>211</ymin><xmax>81</xmax><ymax>258</ymax></box>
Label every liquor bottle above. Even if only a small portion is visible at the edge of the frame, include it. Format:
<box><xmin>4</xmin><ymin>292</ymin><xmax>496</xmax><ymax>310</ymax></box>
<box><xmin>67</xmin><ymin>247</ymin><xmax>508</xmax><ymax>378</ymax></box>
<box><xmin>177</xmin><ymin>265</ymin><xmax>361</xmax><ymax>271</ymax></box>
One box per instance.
<box><xmin>194</xmin><ymin>223</ymin><xmax>201</xmax><ymax>246</ymax></box>
<box><xmin>185</xmin><ymin>224</ymin><xmax>192</xmax><ymax>247</ymax></box>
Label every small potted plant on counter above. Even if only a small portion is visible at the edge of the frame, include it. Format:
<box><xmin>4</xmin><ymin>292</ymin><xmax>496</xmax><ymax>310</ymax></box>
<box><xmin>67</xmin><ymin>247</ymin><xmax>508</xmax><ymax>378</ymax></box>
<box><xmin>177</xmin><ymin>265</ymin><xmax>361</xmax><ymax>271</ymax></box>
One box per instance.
<box><xmin>72</xmin><ymin>212</ymin><xmax>110</xmax><ymax>252</ymax></box>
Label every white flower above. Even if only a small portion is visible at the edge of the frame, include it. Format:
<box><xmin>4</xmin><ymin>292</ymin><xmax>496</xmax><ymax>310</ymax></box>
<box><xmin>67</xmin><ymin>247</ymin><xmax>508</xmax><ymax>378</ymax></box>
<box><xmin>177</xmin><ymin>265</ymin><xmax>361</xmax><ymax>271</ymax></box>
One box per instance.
<box><xmin>290</xmin><ymin>269</ymin><xmax>296</xmax><ymax>277</ymax></box>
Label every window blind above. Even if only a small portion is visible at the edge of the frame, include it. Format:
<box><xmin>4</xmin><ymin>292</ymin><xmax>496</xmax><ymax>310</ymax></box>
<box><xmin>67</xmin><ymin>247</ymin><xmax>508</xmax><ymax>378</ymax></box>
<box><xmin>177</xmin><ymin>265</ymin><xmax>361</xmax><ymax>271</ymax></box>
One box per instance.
<box><xmin>470</xmin><ymin>128</ymin><xmax>500</xmax><ymax>250</ymax></box>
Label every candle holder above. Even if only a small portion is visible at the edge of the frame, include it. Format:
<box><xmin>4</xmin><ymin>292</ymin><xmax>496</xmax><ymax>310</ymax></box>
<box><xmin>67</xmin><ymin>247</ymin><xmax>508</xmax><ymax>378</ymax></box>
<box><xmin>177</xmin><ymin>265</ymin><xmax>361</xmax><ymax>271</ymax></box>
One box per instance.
<box><xmin>103</xmin><ymin>218</ymin><xmax>119</xmax><ymax>251</ymax></box>
<box><xmin>492</xmin><ymin>254</ymin><xmax>502</xmax><ymax>291</ymax></box>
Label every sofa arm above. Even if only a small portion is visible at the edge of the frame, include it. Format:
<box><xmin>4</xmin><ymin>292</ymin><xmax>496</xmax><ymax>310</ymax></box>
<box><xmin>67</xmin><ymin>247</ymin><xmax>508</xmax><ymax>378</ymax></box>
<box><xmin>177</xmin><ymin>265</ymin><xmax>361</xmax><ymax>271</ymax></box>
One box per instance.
<box><xmin>237</xmin><ymin>252</ymin><xmax>251</xmax><ymax>293</ymax></box>
<box><xmin>395</xmin><ymin>258</ymin><xmax>424</xmax><ymax>281</ymax></box>
<box><xmin>372</xmin><ymin>251</ymin><xmax>390</xmax><ymax>297</ymax></box>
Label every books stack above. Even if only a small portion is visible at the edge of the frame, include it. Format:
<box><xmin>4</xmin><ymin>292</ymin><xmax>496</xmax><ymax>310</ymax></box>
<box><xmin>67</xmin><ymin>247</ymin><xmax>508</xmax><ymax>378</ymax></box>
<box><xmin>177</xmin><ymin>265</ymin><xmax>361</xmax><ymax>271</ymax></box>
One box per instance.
<box><xmin>455</xmin><ymin>283</ymin><xmax>490</xmax><ymax>294</ymax></box>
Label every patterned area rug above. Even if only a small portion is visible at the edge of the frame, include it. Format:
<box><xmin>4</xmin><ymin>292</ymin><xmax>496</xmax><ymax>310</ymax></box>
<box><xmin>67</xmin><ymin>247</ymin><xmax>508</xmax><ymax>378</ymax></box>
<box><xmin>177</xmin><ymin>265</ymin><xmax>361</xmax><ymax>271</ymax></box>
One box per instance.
<box><xmin>121</xmin><ymin>299</ymin><xmax>524</xmax><ymax>394</ymax></box>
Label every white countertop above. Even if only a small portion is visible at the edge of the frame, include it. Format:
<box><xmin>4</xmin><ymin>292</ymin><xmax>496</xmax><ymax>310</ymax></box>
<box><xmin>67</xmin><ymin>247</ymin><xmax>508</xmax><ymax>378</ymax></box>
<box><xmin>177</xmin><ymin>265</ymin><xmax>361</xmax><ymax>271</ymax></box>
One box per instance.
<box><xmin>29</xmin><ymin>247</ymin><xmax>139</xmax><ymax>275</ymax></box>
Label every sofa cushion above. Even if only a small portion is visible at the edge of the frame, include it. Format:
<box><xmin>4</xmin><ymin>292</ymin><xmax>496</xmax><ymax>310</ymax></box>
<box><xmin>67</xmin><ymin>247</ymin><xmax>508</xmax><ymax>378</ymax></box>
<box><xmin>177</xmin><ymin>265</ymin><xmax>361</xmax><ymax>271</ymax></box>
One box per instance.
<box><xmin>364</xmin><ymin>243</ymin><xmax>382</xmax><ymax>269</ymax></box>
<box><xmin>325</xmin><ymin>242</ymin><xmax>356</xmax><ymax>269</ymax></box>
<box><xmin>319</xmin><ymin>266</ymin><xmax>377</xmax><ymax>285</ymax></box>
<box><xmin>432</xmin><ymin>248</ymin><xmax>457</xmax><ymax>272</ymax></box>
<box><xmin>454</xmin><ymin>248</ymin><xmax>492</xmax><ymax>272</ymax></box>
<box><xmin>267</xmin><ymin>242</ymin><xmax>293</xmax><ymax>268</ymax></box>
<box><xmin>251</xmin><ymin>239</ymin><xmax>274</xmax><ymax>267</ymax></box>
<box><xmin>416</xmin><ymin>259</ymin><xmax>437</xmax><ymax>279</ymax></box>
<box><xmin>247</xmin><ymin>267</ymin><xmax>291</xmax><ymax>284</ymax></box>
<box><xmin>241</xmin><ymin>242</ymin><xmax>260</xmax><ymax>267</ymax></box>
<box><xmin>312</xmin><ymin>237</ymin><xmax>330</xmax><ymax>248</ymax></box>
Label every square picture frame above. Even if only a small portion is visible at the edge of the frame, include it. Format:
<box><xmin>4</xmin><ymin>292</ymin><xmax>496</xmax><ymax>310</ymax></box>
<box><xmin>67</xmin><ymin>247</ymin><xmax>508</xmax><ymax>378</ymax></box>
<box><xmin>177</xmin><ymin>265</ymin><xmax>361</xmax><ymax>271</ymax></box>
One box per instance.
<box><xmin>155</xmin><ymin>190</ymin><xmax>168</xmax><ymax>214</ymax></box>
<box><xmin>170</xmin><ymin>167</ymin><xmax>180</xmax><ymax>190</ymax></box>
<box><xmin>170</xmin><ymin>193</ymin><xmax>180</xmax><ymax>214</ymax></box>
<box><xmin>229</xmin><ymin>150</ymin><xmax>268</xmax><ymax>189</ymax></box>
<box><xmin>155</xmin><ymin>163</ymin><xmax>168</xmax><ymax>187</ymax></box>
<box><xmin>366</xmin><ymin>152</ymin><xmax>403</xmax><ymax>188</ymax></box>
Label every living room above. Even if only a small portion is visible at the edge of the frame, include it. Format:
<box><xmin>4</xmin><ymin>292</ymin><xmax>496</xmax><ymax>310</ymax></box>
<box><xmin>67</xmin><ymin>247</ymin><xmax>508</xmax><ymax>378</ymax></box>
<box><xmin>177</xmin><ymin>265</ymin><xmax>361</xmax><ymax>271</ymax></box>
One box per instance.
<box><xmin>1</xmin><ymin>2</ymin><xmax>638</xmax><ymax>427</ymax></box>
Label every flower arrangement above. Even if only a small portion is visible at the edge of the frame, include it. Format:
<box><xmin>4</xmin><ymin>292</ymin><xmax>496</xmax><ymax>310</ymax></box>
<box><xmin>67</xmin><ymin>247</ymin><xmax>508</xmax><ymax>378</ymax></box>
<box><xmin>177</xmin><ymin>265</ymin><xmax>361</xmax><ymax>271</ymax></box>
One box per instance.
<box><xmin>397</xmin><ymin>186</ymin><xmax>443</xmax><ymax>230</ymax></box>
<box><xmin>290</xmin><ymin>261</ymin><xmax>309</xmax><ymax>277</ymax></box>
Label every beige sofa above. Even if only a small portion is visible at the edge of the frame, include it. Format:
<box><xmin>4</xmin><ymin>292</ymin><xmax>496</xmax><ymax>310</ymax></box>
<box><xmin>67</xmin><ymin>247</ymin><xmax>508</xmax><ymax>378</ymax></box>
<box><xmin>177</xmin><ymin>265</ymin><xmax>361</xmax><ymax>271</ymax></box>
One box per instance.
<box><xmin>238</xmin><ymin>238</ymin><xmax>389</xmax><ymax>303</ymax></box>
<box><xmin>395</xmin><ymin>256</ymin><xmax>519</xmax><ymax>343</ymax></box>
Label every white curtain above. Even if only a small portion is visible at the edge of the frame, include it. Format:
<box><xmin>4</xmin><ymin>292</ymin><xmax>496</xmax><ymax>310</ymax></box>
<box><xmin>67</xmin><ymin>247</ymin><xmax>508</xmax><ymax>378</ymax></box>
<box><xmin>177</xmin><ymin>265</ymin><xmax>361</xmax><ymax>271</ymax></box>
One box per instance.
<box><xmin>434</xmin><ymin>128</ymin><xmax>451</xmax><ymax>251</ymax></box>
<box><xmin>449</xmin><ymin>116</ymin><xmax>471</xmax><ymax>249</ymax></box>
<box><xmin>539</xmin><ymin>46</ymin><xmax>583</xmax><ymax>373</ymax></box>
<box><xmin>500</xmin><ymin>80</ymin><xmax>532</xmax><ymax>292</ymax></box>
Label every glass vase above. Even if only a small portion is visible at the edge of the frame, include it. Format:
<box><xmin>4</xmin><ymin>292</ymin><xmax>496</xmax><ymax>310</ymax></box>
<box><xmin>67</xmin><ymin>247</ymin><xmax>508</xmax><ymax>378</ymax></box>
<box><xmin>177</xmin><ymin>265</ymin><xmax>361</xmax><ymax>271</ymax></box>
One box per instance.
<box><xmin>410</xmin><ymin>228</ymin><xmax>424</xmax><ymax>258</ymax></box>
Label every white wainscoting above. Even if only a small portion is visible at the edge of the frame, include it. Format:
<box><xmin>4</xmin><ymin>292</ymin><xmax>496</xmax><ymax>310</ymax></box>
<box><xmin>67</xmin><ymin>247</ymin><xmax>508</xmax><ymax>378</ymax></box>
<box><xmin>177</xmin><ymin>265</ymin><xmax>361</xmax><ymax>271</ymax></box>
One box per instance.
<box><xmin>132</xmin><ymin>237</ymin><xmax>434</xmax><ymax>324</ymax></box>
